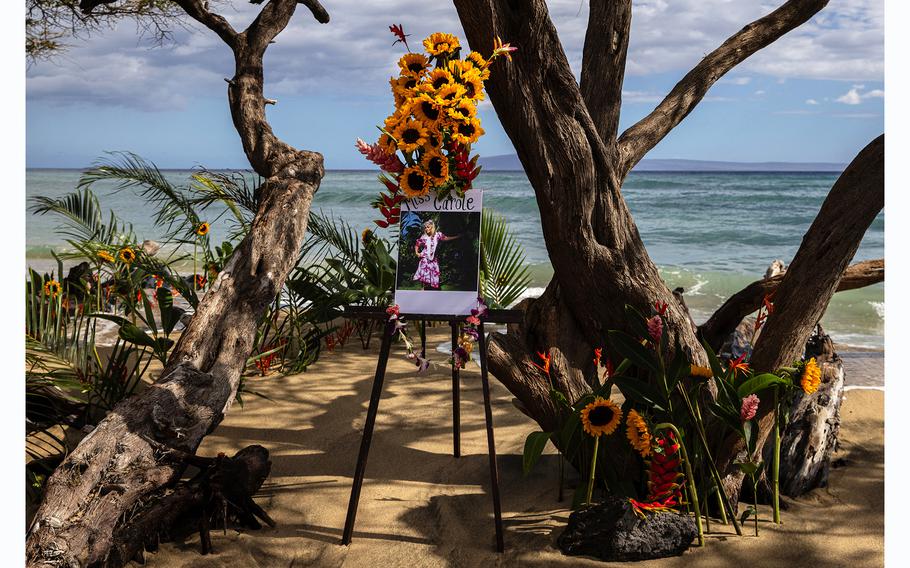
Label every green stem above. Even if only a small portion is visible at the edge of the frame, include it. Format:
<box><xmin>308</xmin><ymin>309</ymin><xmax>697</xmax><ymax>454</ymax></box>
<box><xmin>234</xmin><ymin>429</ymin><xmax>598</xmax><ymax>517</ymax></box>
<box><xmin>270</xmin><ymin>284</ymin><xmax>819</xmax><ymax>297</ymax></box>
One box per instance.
<box><xmin>678</xmin><ymin>385</ymin><xmax>741</xmax><ymax>535</ymax></box>
<box><xmin>586</xmin><ymin>435</ymin><xmax>600</xmax><ymax>505</ymax></box>
<box><xmin>753</xmin><ymin>475</ymin><xmax>759</xmax><ymax>537</ymax></box>
<box><xmin>773</xmin><ymin>386</ymin><xmax>781</xmax><ymax>524</ymax></box>
<box><xmin>654</xmin><ymin>423</ymin><xmax>704</xmax><ymax>547</ymax></box>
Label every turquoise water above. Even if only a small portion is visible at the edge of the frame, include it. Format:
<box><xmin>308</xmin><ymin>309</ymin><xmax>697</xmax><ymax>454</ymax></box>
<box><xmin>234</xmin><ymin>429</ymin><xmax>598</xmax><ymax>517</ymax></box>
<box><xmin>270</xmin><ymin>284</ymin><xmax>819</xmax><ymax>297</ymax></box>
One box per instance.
<box><xmin>26</xmin><ymin>169</ymin><xmax>884</xmax><ymax>348</ymax></box>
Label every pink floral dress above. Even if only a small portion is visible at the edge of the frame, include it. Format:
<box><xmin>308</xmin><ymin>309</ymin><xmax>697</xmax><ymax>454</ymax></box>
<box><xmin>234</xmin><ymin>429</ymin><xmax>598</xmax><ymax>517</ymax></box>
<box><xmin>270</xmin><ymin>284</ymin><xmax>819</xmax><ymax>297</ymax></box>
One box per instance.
<box><xmin>413</xmin><ymin>232</ymin><xmax>445</xmax><ymax>289</ymax></box>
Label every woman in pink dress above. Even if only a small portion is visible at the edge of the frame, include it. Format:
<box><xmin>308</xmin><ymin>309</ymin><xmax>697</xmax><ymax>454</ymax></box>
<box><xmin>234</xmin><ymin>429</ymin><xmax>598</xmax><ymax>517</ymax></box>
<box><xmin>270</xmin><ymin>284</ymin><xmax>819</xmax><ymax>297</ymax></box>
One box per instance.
<box><xmin>413</xmin><ymin>220</ymin><xmax>460</xmax><ymax>290</ymax></box>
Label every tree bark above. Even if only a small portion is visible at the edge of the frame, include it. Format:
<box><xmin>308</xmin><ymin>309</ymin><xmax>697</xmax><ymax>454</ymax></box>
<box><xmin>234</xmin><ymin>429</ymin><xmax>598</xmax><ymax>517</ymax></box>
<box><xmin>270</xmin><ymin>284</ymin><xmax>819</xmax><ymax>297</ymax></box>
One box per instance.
<box><xmin>26</xmin><ymin>2</ymin><xmax>329</xmax><ymax>566</ymax></box>
<box><xmin>716</xmin><ymin>135</ymin><xmax>884</xmax><ymax>504</ymax></box>
<box><xmin>699</xmin><ymin>258</ymin><xmax>884</xmax><ymax>351</ymax></box>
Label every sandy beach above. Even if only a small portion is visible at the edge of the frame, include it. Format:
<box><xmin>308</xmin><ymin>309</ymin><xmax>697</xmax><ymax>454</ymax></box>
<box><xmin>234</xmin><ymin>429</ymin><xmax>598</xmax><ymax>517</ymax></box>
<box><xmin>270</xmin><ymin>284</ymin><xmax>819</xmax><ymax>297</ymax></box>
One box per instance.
<box><xmin>138</xmin><ymin>327</ymin><xmax>884</xmax><ymax>568</ymax></box>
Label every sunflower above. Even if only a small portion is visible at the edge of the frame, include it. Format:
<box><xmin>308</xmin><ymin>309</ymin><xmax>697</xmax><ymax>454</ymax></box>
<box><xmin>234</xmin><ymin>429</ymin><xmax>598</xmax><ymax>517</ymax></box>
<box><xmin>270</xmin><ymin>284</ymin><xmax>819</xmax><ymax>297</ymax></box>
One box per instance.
<box><xmin>435</xmin><ymin>83</ymin><xmax>467</xmax><ymax>106</ymax></box>
<box><xmin>801</xmin><ymin>357</ymin><xmax>821</xmax><ymax>395</ymax></box>
<box><xmin>427</xmin><ymin>69</ymin><xmax>455</xmax><ymax>91</ymax></box>
<box><xmin>456</xmin><ymin>69</ymin><xmax>485</xmax><ymax>101</ymax></box>
<box><xmin>424</xmin><ymin>127</ymin><xmax>443</xmax><ymax>150</ymax></box>
<box><xmin>362</xmin><ymin>228</ymin><xmax>375</xmax><ymax>246</ymax></box>
<box><xmin>626</xmin><ymin>409</ymin><xmax>652</xmax><ymax>458</ymax></box>
<box><xmin>118</xmin><ymin>247</ymin><xmax>136</xmax><ymax>264</ymax></box>
<box><xmin>446</xmin><ymin>97</ymin><xmax>477</xmax><ymax>122</ymax></box>
<box><xmin>378</xmin><ymin>131</ymin><xmax>397</xmax><ymax>153</ymax></box>
<box><xmin>43</xmin><ymin>279</ymin><xmax>62</xmax><ymax>298</ymax></box>
<box><xmin>390</xmin><ymin>75</ymin><xmax>420</xmax><ymax>106</ymax></box>
<box><xmin>196</xmin><ymin>222</ymin><xmax>210</xmax><ymax>236</ymax></box>
<box><xmin>399</xmin><ymin>166</ymin><xmax>431</xmax><ymax>198</ymax></box>
<box><xmin>580</xmin><ymin>397</ymin><xmax>622</xmax><ymax>437</ymax></box>
<box><xmin>409</xmin><ymin>93</ymin><xmax>443</xmax><ymax>125</ymax></box>
<box><xmin>97</xmin><ymin>250</ymin><xmax>115</xmax><ymax>264</ymax></box>
<box><xmin>423</xmin><ymin>32</ymin><xmax>460</xmax><ymax>57</ymax></box>
<box><xmin>689</xmin><ymin>365</ymin><xmax>713</xmax><ymax>379</ymax></box>
<box><xmin>450</xmin><ymin>116</ymin><xmax>484</xmax><ymax>145</ymax></box>
<box><xmin>421</xmin><ymin>150</ymin><xmax>450</xmax><ymax>186</ymax></box>
<box><xmin>447</xmin><ymin>59</ymin><xmax>474</xmax><ymax>77</ymax></box>
<box><xmin>466</xmin><ymin>51</ymin><xmax>489</xmax><ymax>71</ymax></box>
<box><xmin>398</xmin><ymin>53</ymin><xmax>429</xmax><ymax>77</ymax></box>
<box><xmin>392</xmin><ymin>117</ymin><xmax>430</xmax><ymax>153</ymax></box>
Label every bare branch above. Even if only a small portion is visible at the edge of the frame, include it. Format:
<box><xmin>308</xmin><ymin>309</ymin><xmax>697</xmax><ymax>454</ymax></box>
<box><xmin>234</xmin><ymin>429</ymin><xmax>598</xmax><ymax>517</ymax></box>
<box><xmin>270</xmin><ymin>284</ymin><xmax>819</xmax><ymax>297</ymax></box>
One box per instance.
<box><xmin>580</xmin><ymin>0</ymin><xmax>632</xmax><ymax>145</ymax></box>
<box><xmin>300</xmin><ymin>0</ymin><xmax>330</xmax><ymax>24</ymax></box>
<box><xmin>172</xmin><ymin>0</ymin><xmax>237</xmax><ymax>47</ymax></box>
<box><xmin>616</xmin><ymin>0</ymin><xmax>829</xmax><ymax>177</ymax></box>
<box><xmin>698</xmin><ymin>258</ymin><xmax>884</xmax><ymax>350</ymax></box>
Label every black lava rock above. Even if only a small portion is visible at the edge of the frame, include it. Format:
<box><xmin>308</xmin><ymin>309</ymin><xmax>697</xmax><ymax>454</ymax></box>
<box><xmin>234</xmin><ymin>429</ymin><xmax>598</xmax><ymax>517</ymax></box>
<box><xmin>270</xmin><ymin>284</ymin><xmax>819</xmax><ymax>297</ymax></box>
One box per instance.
<box><xmin>557</xmin><ymin>495</ymin><xmax>697</xmax><ymax>562</ymax></box>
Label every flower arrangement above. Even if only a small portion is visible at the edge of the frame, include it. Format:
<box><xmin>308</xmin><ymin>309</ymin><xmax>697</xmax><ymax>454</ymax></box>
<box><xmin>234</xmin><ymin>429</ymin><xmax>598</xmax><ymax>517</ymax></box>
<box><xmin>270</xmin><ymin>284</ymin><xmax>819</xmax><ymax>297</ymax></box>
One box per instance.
<box><xmin>357</xmin><ymin>25</ymin><xmax>516</xmax><ymax>228</ymax></box>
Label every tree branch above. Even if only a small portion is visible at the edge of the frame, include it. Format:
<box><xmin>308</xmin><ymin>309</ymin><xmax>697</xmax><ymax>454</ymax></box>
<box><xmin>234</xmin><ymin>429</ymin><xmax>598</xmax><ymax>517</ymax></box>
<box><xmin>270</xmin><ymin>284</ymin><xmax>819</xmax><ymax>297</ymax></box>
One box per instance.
<box><xmin>580</xmin><ymin>0</ymin><xmax>632</xmax><ymax>145</ymax></box>
<box><xmin>616</xmin><ymin>0</ymin><xmax>829</xmax><ymax>177</ymax></box>
<box><xmin>171</xmin><ymin>0</ymin><xmax>238</xmax><ymax>48</ymax></box>
<box><xmin>698</xmin><ymin>258</ymin><xmax>884</xmax><ymax>350</ymax></box>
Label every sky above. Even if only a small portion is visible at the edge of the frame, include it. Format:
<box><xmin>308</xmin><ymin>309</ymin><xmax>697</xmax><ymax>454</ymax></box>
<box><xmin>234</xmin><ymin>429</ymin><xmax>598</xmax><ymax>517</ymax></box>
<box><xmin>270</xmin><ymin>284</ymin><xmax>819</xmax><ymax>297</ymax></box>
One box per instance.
<box><xmin>25</xmin><ymin>0</ymin><xmax>884</xmax><ymax>169</ymax></box>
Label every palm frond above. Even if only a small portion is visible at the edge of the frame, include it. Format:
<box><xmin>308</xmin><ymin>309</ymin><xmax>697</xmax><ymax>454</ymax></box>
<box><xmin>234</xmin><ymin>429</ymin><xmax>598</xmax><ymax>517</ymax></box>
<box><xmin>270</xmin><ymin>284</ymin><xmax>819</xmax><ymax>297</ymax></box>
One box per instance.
<box><xmin>480</xmin><ymin>208</ymin><xmax>532</xmax><ymax>309</ymax></box>
<box><xmin>79</xmin><ymin>151</ymin><xmax>199</xmax><ymax>240</ymax></box>
<box><xmin>29</xmin><ymin>187</ymin><xmax>130</xmax><ymax>244</ymax></box>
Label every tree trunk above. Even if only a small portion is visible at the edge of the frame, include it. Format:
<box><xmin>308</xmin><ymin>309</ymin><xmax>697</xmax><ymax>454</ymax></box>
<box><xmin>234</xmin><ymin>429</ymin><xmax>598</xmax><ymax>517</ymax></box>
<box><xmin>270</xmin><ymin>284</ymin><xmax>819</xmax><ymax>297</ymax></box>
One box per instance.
<box><xmin>452</xmin><ymin>0</ymin><xmax>883</xmax><ymax>511</ymax></box>
<box><xmin>716</xmin><ymin>134</ymin><xmax>884</xmax><ymax>504</ymax></box>
<box><xmin>26</xmin><ymin>2</ymin><xmax>329</xmax><ymax>566</ymax></box>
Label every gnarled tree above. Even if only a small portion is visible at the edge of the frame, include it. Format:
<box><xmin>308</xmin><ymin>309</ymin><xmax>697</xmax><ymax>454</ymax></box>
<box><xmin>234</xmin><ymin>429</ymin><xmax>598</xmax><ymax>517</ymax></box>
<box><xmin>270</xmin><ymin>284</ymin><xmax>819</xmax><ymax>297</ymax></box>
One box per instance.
<box><xmin>452</xmin><ymin>0</ymin><xmax>883</xmax><ymax>503</ymax></box>
<box><xmin>26</xmin><ymin>1</ymin><xmax>330</xmax><ymax>566</ymax></box>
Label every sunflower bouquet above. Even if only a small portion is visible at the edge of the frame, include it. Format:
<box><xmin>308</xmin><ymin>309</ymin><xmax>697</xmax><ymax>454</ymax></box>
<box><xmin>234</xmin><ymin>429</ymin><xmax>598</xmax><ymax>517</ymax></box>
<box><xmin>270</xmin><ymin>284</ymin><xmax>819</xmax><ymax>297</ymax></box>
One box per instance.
<box><xmin>357</xmin><ymin>27</ymin><xmax>516</xmax><ymax>228</ymax></box>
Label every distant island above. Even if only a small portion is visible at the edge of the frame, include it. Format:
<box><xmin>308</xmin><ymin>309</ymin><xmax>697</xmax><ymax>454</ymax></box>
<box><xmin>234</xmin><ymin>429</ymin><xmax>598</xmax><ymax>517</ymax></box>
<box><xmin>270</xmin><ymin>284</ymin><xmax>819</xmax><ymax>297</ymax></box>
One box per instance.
<box><xmin>477</xmin><ymin>154</ymin><xmax>847</xmax><ymax>172</ymax></box>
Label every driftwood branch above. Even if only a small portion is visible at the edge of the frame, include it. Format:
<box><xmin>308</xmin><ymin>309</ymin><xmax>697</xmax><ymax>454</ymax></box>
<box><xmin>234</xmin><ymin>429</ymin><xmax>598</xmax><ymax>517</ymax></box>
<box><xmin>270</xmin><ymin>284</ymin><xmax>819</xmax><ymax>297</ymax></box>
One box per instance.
<box><xmin>616</xmin><ymin>0</ymin><xmax>829</xmax><ymax>177</ymax></box>
<box><xmin>580</xmin><ymin>0</ymin><xmax>632</xmax><ymax>146</ymax></box>
<box><xmin>699</xmin><ymin>258</ymin><xmax>884</xmax><ymax>350</ymax></box>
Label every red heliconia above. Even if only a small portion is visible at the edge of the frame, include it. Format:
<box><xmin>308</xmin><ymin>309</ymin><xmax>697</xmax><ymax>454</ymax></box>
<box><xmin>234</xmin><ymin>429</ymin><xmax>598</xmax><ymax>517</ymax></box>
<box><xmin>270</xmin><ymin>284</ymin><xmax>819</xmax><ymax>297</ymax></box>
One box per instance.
<box><xmin>629</xmin><ymin>431</ymin><xmax>685</xmax><ymax>518</ymax></box>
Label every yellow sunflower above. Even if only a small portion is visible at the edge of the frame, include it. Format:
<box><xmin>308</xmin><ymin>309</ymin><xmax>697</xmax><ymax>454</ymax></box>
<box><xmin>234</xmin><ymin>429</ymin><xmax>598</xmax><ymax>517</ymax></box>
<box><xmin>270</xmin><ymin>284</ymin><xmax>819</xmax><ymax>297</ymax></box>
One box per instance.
<box><xmin>196</xmin><ymin>222</ymin><xmax>210</xmax><ymax>236</ymax></box>
<box><xmin>456</xmin><ymin>70</ymin><xmax>485</xmax><ymax>101</ymax></box>
<box><xmin>450</xmin><ymin>116</ymin><xmax>484</xmax><ymax>145</ymax></box>
<box><xmin>399</xmin><ymin>166</ymin><xmax>431</xmax><ymax>198</ymax></box>
<box><xmin>390</xmin><ymin>75</ymin><xmax>420</xmax><ymax>106</ymax></box>
<box><xmin>446</xmin><ymin>98</ymin><xmax>477</xmax><ymax>122</ymax></box>
<box><xmin>421</xmin><ymin>150</ymin><xmax>450</xmax><ymax>186</ymax></box>
<box><xmin>801</xmin><ymin>357</ymin><xmax>821</xmax><ymax>395</ymax></box>
<box><xmin>97</xmin><ymin>250</ymin><xmax>115</xmax><ymax>264</ymax></box>
<box><xmin>435</xmin><ymin>83</ymin><xmax>467</xmax><ymax>106</ymax></box>
<box><xmin>425</xmin><ymin>127</ymin><xmax>443</xmax><ymax>151</ymax></box>
<box><xmin>377</xmin><ymin>132</ymin><xmax>397</xmax><ymax>153</ymax></box>
<box><xmin>446</xmin><ymin>59</ymin><xmax>474</xmax><ymax>77</ymax></box>
<box><xmin>580</xmin><ymin>397</ymin><xmax>622</xmax><ymax>437</ymax></box>
<box><xmin>466</xmin><ymin>51</ymin><xmax>488</xmax><ymax>71</ymax></box>
<box><xmin>689</xmin><ymin>364</ymin><xmax>713</xmax><ymax>379</ymax></box>
<box><xmin>409</xmin><ymin>93</ymin><xmax>444</xmax><ymax>125</ymax></box>
<box><xmin>626</xmin><ymin>409</ymin><xmax>652</xmax><ymax>458</ymax></box>
<box><xmin>423</xmin><ymin>32</ymin><xmax>460</xmax><ymax>57</ymax></box>
<box><xmin>427</xmin><ymin>68</ymin><xmax>455</xmax><ymax>91</ymax></box>
<box><xmin>118</xmin><ymin>247</ymin><xmax>136</xmax><ymax>264</ymax></box>
<box><xmin>398</xmin><ymin>53</ymin><xmax>429</xmax><ymax>77</ymax></box>
<box><xmin>392</xmin><ymin>117</ymin><xmax>430</xmax><ymax>153</ymax></box>
<box><xmin>43</xmin><ymin>279</ymin><xmax>62</xmax><ymax>298</ymax></box>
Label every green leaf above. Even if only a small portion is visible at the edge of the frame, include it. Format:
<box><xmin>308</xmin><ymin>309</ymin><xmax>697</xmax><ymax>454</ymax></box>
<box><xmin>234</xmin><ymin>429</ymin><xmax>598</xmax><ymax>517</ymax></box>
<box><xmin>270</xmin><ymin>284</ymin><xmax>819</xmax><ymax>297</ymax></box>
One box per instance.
<box><xmin>549</xmin><ymin>389</ymin><xmax>571</xmax><ymax>410</ymax></box>
<box><xmin>701</xmin><ymin>338</ymin><xmax>725</xmax><ymax>380</ymax></box>
<box><xmin>612</xmin><ymin>376</ymin><xmax>667</xmax><ymax>412</ymax></box>
<box><xmin>737</xmin><ymin>373</ymin><xmax>791</xmax><ymax>399</ymax></box>
<box><xmin>522</xmin><ymin>431</ymin><xmax>552</xmax><ymax>476</ymax></box>
<box><xmin>623</xmin><ymin>304</ymin><xmax>651</xmax><ymax>340</ymax></box>
<box><xmin>607</xmin><ymin>330</ymin><xmax>660</xmax><ymax>376</ymax></box>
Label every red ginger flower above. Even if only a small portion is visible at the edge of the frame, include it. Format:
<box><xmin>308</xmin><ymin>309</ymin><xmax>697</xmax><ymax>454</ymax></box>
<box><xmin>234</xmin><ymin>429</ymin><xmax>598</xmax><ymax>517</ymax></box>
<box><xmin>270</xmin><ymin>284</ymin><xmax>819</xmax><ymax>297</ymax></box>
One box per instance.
<box><xmin>356</xmin><ymin>138</ymin><xmax>404</xmax><ymax>173</ymax></box>
<box><xmin>647</xmin><ymin>315</ymin><xmax>663</xmax><ymax>343</ymax></box>
<box><xmin>741</xmin><ymin>394</ymin><xmax>760</xmax><ymax>421</ymax></box>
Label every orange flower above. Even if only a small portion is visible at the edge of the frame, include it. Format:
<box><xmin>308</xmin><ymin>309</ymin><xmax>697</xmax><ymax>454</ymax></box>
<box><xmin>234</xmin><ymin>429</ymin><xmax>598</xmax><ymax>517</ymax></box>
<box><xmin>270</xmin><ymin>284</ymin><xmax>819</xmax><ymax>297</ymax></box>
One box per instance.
<box><xmin>728</xmin><ymin>353</ymin><xmax>750</xmax><ymax>376</ymax></box>
<box><xmin>532</xmin><ymin>350</ymin><xmax>551</xmax><ymax>376</ymax></box>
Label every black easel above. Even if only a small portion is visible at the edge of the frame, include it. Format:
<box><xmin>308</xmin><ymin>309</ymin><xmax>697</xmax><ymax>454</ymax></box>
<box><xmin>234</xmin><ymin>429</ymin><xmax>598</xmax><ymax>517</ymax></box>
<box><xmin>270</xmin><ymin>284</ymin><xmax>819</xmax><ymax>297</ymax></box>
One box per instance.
<box><xmin>340</xmin><ymin>307</ymin><xmax>522</xmax><ymax>553</ymax></box>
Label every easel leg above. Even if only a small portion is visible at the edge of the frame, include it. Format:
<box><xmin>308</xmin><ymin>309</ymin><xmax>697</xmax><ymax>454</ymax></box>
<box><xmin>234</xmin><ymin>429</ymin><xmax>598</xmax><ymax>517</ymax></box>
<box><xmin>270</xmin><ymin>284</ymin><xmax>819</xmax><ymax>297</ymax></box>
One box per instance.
<box><xmin>477</xmin><ymin>322</ymin><xmax>504</xmax><ymax>553</ymax></box>
<box><xmin>420</xmin><ymin>319</ymin><xmax>426</xmax><ymax>358</ymax></box>
<box><xmin>451</xmin><ymin>320</ymin><xmax>461</xmax><ymax>458</ymax></box>
<box><xmin>342</xmin><ymin>324</ymin><xmax>394</xmax><ymax>545</ymax></box>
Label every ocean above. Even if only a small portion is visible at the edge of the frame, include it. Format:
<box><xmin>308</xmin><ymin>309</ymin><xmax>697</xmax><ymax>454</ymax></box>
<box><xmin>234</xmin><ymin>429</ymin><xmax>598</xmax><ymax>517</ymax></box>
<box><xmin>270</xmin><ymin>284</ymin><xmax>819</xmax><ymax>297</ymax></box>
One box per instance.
<box><xmin>26</xmin><ymin>169</ymin><xmax>885</xmax><ymax>350</ymax></box>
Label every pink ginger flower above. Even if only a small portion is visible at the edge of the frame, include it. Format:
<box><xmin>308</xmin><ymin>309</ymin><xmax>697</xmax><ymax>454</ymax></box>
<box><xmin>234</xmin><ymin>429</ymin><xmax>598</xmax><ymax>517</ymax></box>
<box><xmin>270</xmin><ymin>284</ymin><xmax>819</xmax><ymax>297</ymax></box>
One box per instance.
<box><xmin>356</xmin><ymin>138</ymin><xmax>404</xmax><ymax>173</ymax></box>
<box><xmin>646</xmin><ymin>315</ymin><xmax>663</xmax><ymax>343</ymax></box>
<box><xmin>741</xmin><ymin>394</ymin><xmax>760</xmax><ymax>421</ymax></box>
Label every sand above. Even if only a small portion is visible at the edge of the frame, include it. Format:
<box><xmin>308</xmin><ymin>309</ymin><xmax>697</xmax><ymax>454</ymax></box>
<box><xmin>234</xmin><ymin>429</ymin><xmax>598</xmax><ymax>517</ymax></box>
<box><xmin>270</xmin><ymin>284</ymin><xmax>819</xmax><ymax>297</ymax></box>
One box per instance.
<box><xmin>144</xmin><ymin>327</ymin><xmax>884</xmax><ymax>567</ymax></box>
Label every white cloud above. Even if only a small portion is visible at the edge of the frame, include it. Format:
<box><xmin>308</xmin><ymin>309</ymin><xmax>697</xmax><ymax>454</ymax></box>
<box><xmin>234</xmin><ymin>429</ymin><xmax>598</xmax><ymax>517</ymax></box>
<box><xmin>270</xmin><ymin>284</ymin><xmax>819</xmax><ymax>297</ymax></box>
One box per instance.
<box><xmin>754</xmin><ymin>90</ymin><xmax>766</xmax><ymax>96</ymax></box>
<box><xmin>25</xmin><ymin>0</ymin><xmax>885</xmax><ymax>111</ymax></box>
<box><xmin>836</xmin><ymin>85</ymin><xmax>885</xmax><ymax>104</ymax></box>
<box><xmin>806</xmin><ymin>99</ymin><xmax>819</xmax><ymax>105</ymax></box>
<box><xmin>720</xmin><ymin>76</ymin><xmax>752</xmax><ymax>85</ymax></box>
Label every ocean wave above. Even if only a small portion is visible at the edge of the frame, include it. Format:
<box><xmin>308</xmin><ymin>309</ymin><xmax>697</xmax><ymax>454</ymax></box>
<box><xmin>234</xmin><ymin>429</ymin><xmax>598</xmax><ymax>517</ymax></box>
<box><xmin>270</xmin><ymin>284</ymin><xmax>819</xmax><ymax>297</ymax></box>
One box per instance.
<box><xmin>868</xmin><ymin>301</ymin><xmax>885</xmax><ymax>320</ymax></box>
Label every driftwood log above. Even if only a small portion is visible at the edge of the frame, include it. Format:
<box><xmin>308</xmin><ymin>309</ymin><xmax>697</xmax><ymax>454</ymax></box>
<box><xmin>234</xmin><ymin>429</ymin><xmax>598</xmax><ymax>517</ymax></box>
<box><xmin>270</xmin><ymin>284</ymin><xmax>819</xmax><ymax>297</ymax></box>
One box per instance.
<box><xmin>26</xmin><ymin>2</ymin><xmax>329</xmax><ymax>566</ymax></box>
